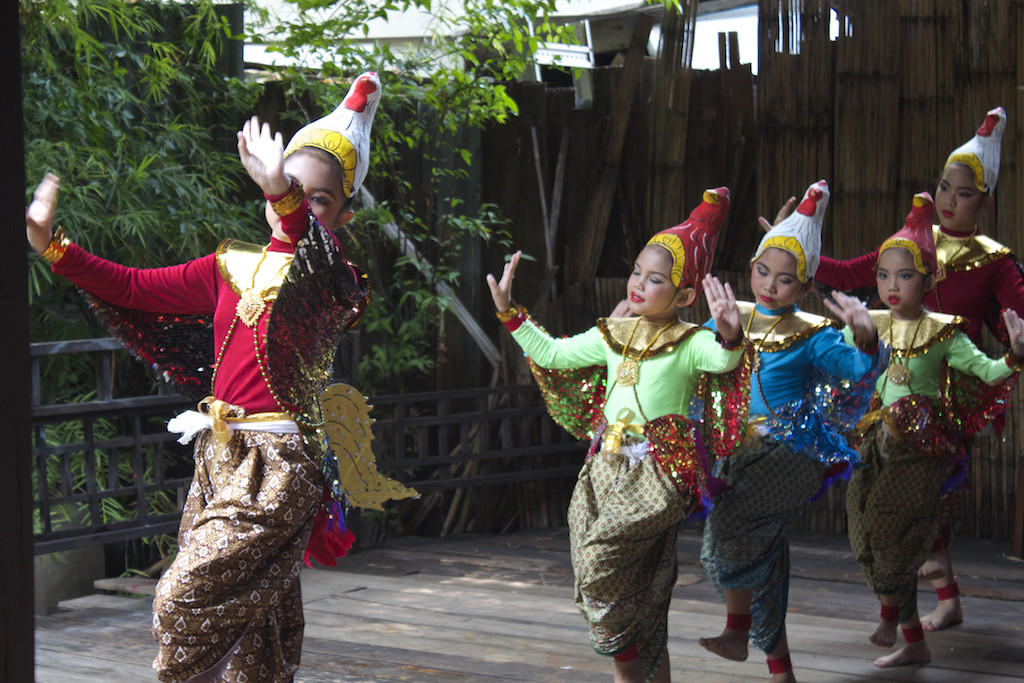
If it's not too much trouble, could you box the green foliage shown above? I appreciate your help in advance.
[22,0,263,343]
[252,0,575,394]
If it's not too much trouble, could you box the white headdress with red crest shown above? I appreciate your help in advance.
[752,179,829,282]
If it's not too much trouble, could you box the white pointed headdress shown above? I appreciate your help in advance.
[285,71,381,198]
[752,179,829,282]
[945,106,1006,194]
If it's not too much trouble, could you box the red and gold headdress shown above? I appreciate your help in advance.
[880,192,938,277]
[645,187,730,301]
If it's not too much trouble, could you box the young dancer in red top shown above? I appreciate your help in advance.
[27,73,381,682]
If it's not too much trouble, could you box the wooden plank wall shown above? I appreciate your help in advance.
[478,0,1023,539]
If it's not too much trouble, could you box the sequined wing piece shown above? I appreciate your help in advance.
[937,362,1016,439]
[83,293,215,402]
[697,343,755,461]
[266,213,370,427]
[320,383,419,511]
[528,359,607,440]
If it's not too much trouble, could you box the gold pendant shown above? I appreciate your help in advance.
[616,359,638,387]
[236,288,267,328]
[886,362,910,386]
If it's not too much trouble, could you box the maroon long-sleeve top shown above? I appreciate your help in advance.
[51,204,329,414]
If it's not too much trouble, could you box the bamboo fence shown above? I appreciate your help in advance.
[471,0,1023,538]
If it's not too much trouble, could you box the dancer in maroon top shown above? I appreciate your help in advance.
[27,73,381,682]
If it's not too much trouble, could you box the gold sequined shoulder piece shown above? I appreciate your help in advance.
[598,318,700,359]
[216,239,293,297]
[934,226,1012,272]
[869,309,963,358]
[737,301,839,352]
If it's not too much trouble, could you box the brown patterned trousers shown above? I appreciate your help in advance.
[152,429,323,682]
[847,423,949,623]
[568,441,695,682]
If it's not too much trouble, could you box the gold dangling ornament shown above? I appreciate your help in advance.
[236,289,268,328]
[886,360,911,386]
[616,359,639,387]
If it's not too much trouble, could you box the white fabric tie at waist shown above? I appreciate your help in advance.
[167,410,300,445]
[619,440,649,467]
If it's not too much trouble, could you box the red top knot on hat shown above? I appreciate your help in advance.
[646,187,730,303]
[880,192,938,277]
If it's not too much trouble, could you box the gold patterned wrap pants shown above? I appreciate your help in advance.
[568,440,695,683]
[700,437,826,654]
[152,429,323,682]
[846,423,949,623]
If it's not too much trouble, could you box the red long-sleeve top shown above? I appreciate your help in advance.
[815,230,1024,345]
[52,204,333,414]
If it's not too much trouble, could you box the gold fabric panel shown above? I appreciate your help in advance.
[598,318,700,359]
[215,239,293,299]
[868,309,961,359]
[737,301,839,352]
[934,226,1012,273]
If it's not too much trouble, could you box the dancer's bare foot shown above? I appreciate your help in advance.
[869,619,897,648]
[921,598,963,631]
[770,672,797,683]
[873,640,930,668]
[698,628,749,661]
[917,552,946,579]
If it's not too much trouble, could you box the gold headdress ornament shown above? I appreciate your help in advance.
[645,187,730,301]
[945,106,1006,194]
[752,179,829,282]
[285,71,381,198]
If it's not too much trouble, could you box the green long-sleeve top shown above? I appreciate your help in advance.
[511,317,743,433]
[849,310,1015,406]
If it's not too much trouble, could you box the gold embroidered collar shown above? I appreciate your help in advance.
[599,318,698,359]
[737,301,837,352]
[868,309,962,358]
[934,226,1011,272]
[216,239,293,299]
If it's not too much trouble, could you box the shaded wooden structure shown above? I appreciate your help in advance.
[475,0,1024,541]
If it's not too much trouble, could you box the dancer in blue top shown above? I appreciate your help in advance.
[698,180,887,683]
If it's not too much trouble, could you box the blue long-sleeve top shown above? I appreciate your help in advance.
[705,302,881,416]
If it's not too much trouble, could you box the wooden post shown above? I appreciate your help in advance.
[1014,452,1024,559]
[1,0,34,677]
[567,13,654,285]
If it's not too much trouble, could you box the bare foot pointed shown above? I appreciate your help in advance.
[917,552,947,579]
[698,629,749,662]
[874,640,930,668]
[869,619,897,648]
[921,599,963,631]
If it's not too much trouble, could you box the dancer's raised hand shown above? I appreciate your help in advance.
[703,273,741,344]
[1004,308,1024,360]
[237,115,290,197]
[26,173,61,253]
[823,290,877,348]
[486,250,522,313]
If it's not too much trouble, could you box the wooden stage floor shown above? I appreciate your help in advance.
[35,526,1024,682]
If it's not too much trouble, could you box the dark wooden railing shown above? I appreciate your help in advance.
[30,338,585,554]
